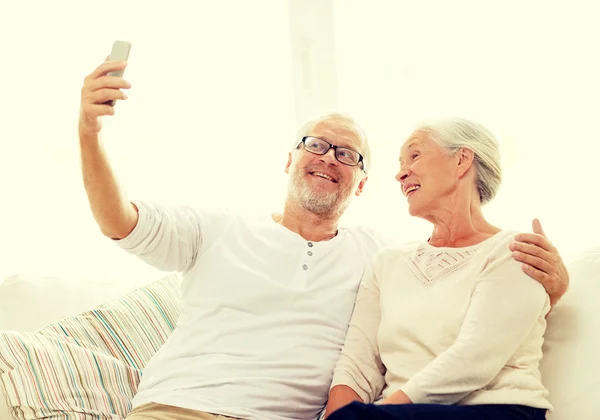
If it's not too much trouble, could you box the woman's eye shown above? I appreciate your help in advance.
[412,153,419,159]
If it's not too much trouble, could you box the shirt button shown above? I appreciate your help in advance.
[302,264,308,270]
[307,251,313,256]
[307,242,313,247]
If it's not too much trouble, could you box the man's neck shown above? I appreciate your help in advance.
[274,201,340,242]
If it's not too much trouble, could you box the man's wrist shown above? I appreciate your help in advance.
[381,390,413,405]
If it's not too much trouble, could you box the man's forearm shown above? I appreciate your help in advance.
[80,132,138,240]
[324,385,363,418]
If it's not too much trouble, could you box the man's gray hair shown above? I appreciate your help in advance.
[416,118,502,205]
[294,113,372,173]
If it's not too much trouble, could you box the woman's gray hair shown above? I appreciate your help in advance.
[294,113,372,173]
[416,118,502,205]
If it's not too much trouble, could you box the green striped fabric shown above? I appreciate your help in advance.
[0,274,181,420]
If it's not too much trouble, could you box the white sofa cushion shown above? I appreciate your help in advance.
[540,247,600,419]
[0,273,180,420]
[0,273,161,333]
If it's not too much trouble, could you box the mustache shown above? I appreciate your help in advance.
[304,164,342,179]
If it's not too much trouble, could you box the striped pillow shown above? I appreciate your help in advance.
[0,273,180,420]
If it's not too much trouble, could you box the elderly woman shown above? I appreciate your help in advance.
[324,119,552,420]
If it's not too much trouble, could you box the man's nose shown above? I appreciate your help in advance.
[320,147,338,165]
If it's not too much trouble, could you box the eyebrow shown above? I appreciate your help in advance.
[399,139,423,163]
[311,135,362,154]
[407,139,422,149]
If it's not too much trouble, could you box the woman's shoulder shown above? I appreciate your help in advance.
[370,240,424,267]
[380,240,422,255]
[482,229,519,257]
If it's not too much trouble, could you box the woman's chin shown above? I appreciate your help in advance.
[407,201,429,219]
[407,204,420,217]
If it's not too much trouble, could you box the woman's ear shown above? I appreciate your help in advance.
[456,147,475,178]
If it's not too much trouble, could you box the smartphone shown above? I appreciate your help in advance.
[105,40,132,106]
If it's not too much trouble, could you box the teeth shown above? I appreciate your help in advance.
[406,185,420,194]
[313,172,334,182]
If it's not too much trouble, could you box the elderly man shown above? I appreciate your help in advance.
[78,59,568,420]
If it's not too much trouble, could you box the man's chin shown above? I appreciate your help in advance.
[288,178,348,216]
[299,193,339,215]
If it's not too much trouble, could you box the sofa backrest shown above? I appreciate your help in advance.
[0,273,161,332]
[540,247,600,419]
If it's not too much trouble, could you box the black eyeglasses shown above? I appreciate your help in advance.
[296,136,367,172]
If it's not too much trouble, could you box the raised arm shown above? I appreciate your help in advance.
[78,59,209,274]
[79,59,136,240]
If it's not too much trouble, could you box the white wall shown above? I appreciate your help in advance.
[0,1,295,281]
[0,1,597,282]
[333,0,600,259]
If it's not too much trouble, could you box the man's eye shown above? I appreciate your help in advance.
[412,153,419,159]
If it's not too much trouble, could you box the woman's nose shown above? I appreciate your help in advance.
[395,167,409,182]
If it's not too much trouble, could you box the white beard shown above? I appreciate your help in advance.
[287,168,353,216]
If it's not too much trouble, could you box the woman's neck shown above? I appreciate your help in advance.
[426,201,500,248]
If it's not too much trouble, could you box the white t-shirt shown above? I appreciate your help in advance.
[331,230,553,411]
[115,200,391,420]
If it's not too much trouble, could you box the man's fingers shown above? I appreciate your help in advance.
[513,232,556,253]
[512,251,553,275]
[86,76,132,92]
[85,60,128,82]
[509,241,550,259]
[85,88,127,105]
[532,218,547,238]
[81,103,115,118]
[520,263,555,293]
[79,59,128,137]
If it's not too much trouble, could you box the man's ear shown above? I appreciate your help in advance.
[355,176,368,196]
[285,152,292,174]
[456,148,475,178]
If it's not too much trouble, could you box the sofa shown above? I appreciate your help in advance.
[0,247,598,420]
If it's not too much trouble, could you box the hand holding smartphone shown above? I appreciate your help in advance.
[105,40,132,106]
